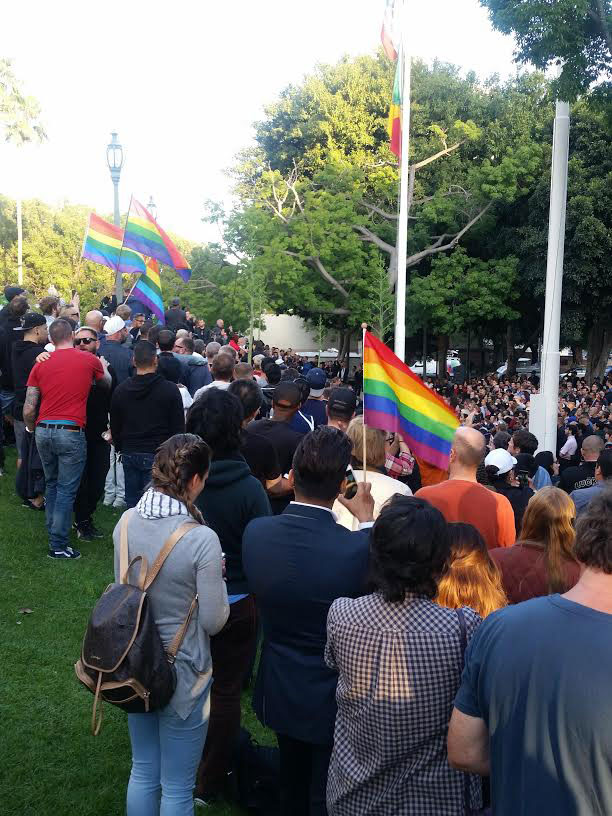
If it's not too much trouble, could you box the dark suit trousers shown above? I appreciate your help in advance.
[196,595,257,797]
[276,733,332,816]
[74,438,110,525]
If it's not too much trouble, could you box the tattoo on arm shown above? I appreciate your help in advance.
[23,386,41,431]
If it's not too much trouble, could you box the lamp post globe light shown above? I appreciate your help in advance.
[106,131,124,300]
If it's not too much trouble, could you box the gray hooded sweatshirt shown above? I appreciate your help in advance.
[113,489,229,719]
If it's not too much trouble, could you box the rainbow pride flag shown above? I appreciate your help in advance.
[388,59,402,158]
[131,257,165,323]
[123,199,191,282]
[363,331,459,469]
[82,213,146,274]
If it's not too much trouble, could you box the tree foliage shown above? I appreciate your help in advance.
[480,0,612,101]
[1,58,46,145]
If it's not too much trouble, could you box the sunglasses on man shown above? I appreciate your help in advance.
[75,337,96,346]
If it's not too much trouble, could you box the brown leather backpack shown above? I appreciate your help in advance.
[75,509,199,734]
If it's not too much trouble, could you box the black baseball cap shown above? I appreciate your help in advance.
[4,285,26,301]
[15,311,46,331]
[327,387,357,420]
[272,382,301,408]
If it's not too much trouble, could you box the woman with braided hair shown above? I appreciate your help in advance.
[113,433,229,816]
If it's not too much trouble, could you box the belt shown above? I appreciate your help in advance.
[38,422,82,432]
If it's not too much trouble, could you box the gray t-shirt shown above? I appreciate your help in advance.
[455,595,612,816]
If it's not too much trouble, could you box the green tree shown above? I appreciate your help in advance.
[480,0,612,100]
[1,58,47,285]
[221,56,552,364]
[517,102,612,380]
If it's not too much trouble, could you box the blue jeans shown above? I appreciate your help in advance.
[122,452,156,508]
[35,425,87,552]
[127,695,209,816]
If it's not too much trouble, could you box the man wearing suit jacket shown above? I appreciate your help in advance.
[243,426,374,816]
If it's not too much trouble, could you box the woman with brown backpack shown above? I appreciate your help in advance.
[112,434,229,814]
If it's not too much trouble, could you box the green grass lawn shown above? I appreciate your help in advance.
[0,447,271,815]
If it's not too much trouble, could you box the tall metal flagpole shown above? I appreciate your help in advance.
[361,323,369,482]
[537,96,570,453]
[393,0,412,362]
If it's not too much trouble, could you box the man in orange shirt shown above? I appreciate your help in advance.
[416,427,515,550]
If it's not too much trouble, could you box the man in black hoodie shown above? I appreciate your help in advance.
[186,388,271,804]
[110,340,184,508]
[0,292,29,412]
[11,312,48,505]
[156,328,184,384]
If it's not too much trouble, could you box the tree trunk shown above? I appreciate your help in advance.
[571,345,583,366]
[492,335,504,368]
[506,325,518,377]
[436,334,448,379]
[586,320,611,384]
[337,328,349,362]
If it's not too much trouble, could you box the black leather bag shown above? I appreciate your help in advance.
[75,510,198,734]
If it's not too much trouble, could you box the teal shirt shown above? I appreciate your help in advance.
[455,596,612,816]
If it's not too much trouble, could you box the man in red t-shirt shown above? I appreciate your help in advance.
[24,319,110,559]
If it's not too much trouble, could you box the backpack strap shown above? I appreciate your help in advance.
[143,521,200,590]
[119,509,137,585]
[166,594,199,663]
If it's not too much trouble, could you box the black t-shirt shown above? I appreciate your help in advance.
[559,461,597,493]
[240,429,281,485]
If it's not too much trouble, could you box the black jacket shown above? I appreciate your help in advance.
[494,482,534,536]
[196,454,271,595]
[164,307,188,332]
[0,311,23,390]
[110,372,184,454]
[11,339,46,420]
[157,352,183,384]
[243,504,370,744]
[85,360,116,441]
[101,339,133,384]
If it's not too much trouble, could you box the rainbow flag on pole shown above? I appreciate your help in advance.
[82,213,146,274]
[131,258,165,323]
[363,331,459,469]
[123,198,191,281]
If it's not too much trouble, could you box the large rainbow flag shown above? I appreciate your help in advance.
[363,331,459,469]
[131,257,165,323]
[82,213,146,274]
[123,198,191,282]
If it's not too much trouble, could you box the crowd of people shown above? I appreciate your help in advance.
[1,281,612,815]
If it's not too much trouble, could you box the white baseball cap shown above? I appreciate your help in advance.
[484,448,517,475]
[104,315,126,334]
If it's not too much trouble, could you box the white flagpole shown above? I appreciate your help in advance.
[361,323,368,483]
[393,0,412,362]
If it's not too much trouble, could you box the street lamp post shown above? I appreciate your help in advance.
[106,132,124,301]
[147,195,157,221]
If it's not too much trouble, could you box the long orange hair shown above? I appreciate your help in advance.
[436,523,507,618]
[517,487,578,593]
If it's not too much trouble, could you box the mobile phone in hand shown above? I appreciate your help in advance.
[344,466,358,500]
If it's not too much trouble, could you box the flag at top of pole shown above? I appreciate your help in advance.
[380,0,413,360]
[381,0,401,60]
[123,198,191,282]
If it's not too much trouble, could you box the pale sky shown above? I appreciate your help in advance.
[0,0,517,244]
